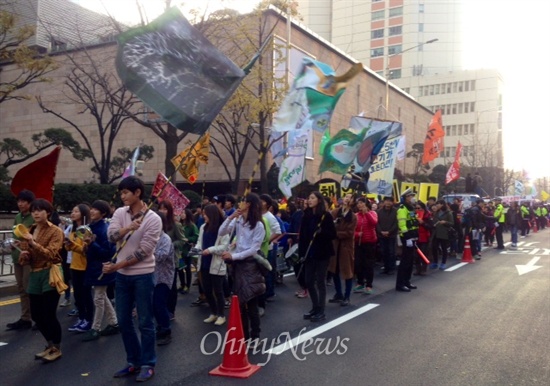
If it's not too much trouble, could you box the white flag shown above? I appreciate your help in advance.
[278,145,307,198]
[514,180,524,195]
[396,135,406,161]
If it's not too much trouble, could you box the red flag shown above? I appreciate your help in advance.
[445,142,463,184]
[10,146,61,203]
[422,110,445,165]
[151,172,190,217]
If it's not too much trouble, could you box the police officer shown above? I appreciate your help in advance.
[493,197,505,249]
[396,188,419,292]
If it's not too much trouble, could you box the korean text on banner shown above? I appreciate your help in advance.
[367,136,400,197]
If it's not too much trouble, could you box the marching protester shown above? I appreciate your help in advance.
[82,200,118,342]
[6,189,36,331]
[219,193,266,343]
[17,199,65,362]
[198,204,230,326]
[376,196,398,275]
[103,176,162,382]
[328,193,357,306]
[353,197,378,294]
[299,191,337,322]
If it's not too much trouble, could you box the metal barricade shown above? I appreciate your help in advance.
[0,230,15,276]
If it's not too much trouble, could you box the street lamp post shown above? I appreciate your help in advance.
[384,38,438,120]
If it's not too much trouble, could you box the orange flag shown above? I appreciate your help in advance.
[171,133,210,184]
[10,146,61,203]
[422,110,445,165]
[445,142,463,184]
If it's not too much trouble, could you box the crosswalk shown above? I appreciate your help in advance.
[500,241,550,255]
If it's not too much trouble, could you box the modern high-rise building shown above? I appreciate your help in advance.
[297,0,504,192]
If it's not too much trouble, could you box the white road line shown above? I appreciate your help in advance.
[529,248,541,255]
[504,242,512,247]
[445,262,469,272]
[0,342,7,347]
[267,303,380,355]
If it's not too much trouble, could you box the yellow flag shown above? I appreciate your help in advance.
[541,190,549,201]
[171,134,210,184]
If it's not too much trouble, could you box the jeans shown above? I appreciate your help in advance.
[379,237,396,272]
[153,283,171,336]
[432,238,449,264]
[304,258,330,313]
[30,290,61,345]
[511,225,518,244]
[116,273,156,368]
[201,272,225,316]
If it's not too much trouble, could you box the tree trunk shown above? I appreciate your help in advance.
[164,125,179,181]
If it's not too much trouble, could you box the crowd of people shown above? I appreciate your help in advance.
[4,177,549,382]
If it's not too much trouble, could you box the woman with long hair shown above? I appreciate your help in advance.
[65,203,93,333]
[414,201,432,276]
[18,199,64,362]
[353,197,378,295]
[197,204,230,326]
[219,193,266,342]
[328,193,357,306]
[178,208,199,294]
[430,200,454,270]
[299,191,337,322]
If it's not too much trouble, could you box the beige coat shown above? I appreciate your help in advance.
[328,208,357,280]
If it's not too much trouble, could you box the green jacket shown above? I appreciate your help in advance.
[12,212,35,264]
[494,203,505,223]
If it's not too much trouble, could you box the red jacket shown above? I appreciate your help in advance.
[355,210,378,244]
[416,209,432,243]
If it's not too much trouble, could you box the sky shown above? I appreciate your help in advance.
[74,0,550,180]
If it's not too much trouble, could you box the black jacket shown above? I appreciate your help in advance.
[298,209,336,261]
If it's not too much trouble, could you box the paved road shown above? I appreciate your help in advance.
[0,230,548,386]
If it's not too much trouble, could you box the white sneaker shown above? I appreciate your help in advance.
[59,299,71,307]
[203,314,217,323]
[214,316,226,326]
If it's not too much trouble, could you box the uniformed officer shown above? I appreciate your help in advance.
[396,188,419,292]
[493,197,505,249]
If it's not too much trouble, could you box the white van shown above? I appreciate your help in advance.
[441,193,481,211]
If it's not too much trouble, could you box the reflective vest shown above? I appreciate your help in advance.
[494,203,505,223]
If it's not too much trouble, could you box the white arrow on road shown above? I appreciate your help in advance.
[515,256,543,275]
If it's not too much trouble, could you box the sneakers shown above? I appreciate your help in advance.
[6,319,32,330]
[214,316,226,326]
[82,329,100,342]
[364,287,373,295]
[224,299,231,309]
[35,345,53,360]
[136,366,155,382]
[328,295,344,303]
[42,346,62,363]
[59,298,71,307]
[429,263,438,270]
[258,307,265,317]
[100,324,119,336]
[203,314,217,323]
[74,320,91,333]
[439,264,447,270]
[510,243,518,249]
[352,285,365,293]
[475,254,482,260]
[113,364,140,378]
[296,289,308,298]
[191,297,206,307]
[68,319,83,332]
[67,308,78,317]
[156,334,172,346]
[340,298,350,307]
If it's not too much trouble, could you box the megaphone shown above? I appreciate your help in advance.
[13,224,30,239]
[75,225,93,239]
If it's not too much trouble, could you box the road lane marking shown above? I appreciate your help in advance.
[0,342,7,347]
[445,262,469,272]
[529,248,541,255]
[515,256,543,275]
[0,298,20,307]
[268,303,380,355]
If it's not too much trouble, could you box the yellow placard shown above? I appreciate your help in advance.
[319,182,338,198]
[392,179,400,202]
[418,183,440,203]
[401,183,419,197]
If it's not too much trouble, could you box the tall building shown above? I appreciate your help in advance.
[297,0,504,192]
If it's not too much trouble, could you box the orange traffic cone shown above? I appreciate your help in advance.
[461,236,475,263]
[209,295,261,379]
[532,220,538,233]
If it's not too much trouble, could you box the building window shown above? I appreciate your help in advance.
[371,47,384,57]
[453,82,457,93]
[465,81,469,91]
[372,10,385,20]
[376,71,384,78]
[470,124,475,134]
[458,82,463,92]
[458,124,463,135]
[419,23,424,32]
[389,69,401,79]
[452,104,457,114]
[446,105,451,115]
[419,3,425,13]
[441,84,446,94]
[458,103,463,114]
[388,44,402,55]
[429,85,434,95]
[447,83,451,93]
[403,87,410,94]
[371,29,384,39]
[471,80,476,90]
[451,126,456,136]
[50,38,67,52]
[464,125,469,135]
[445,126,450,136]
[389,7,403,17]
[471,102,475,112]
[465,103,469,113]
[389,26,402,36]
[435,84,440,95]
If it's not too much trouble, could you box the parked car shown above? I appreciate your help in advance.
[441,193,481,211]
